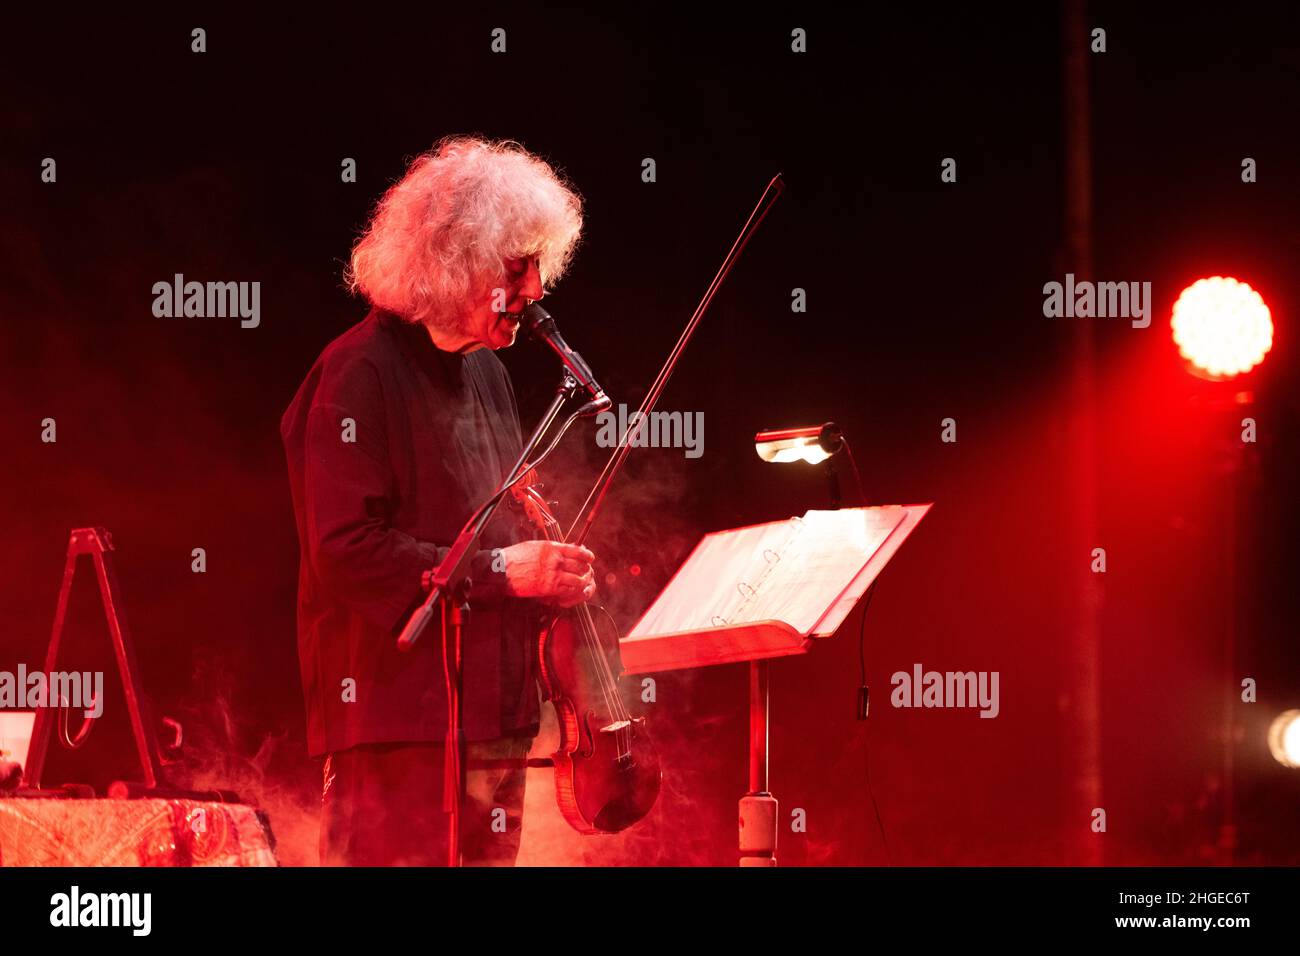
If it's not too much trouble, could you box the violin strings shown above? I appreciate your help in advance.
[540,504,631,758]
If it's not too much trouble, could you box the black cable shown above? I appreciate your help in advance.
[856,583,893,865]
[841,436,868,506]
[857,582,876,687]
[863,716,894,866]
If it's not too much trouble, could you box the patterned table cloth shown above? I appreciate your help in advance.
[0,798,278,866]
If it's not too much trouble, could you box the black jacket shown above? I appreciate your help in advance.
[280,307,540,757]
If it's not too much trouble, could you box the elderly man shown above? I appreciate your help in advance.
[281,137,596,866]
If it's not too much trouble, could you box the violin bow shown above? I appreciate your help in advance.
[566,173,786,546]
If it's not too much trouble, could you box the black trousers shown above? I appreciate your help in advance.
[320,735,533,866]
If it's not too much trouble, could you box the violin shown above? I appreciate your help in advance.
[509,172,784,835]
[512,471,661,833]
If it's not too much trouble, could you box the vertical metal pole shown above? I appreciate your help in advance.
[739,660,777,865]
[443,596,464,868]
[749,660,769,793]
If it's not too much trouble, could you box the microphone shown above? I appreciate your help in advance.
[520,304,612,411]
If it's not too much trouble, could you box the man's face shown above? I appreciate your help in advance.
[461,254,544,351]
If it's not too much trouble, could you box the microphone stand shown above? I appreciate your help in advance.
[396,368,597,867]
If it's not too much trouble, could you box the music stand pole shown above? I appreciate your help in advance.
[740,659,778,866]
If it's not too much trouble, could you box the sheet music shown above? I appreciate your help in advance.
[737,510,894,633]
[629,508,901,638]
[631,517,802,636]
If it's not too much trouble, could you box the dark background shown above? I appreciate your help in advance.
[2,3,1296,865]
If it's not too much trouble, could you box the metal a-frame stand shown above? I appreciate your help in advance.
[23,527,164,792]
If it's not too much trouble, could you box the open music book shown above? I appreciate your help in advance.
[621,505,930,674]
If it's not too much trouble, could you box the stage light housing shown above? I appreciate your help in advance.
[755,422,843,465]
[1267,710,1300,769]
[1171,276,1273,380]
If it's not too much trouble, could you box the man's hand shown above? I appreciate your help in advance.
[500,540,597,608]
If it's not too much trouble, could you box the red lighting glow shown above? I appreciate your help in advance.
[1170,276,1273,379]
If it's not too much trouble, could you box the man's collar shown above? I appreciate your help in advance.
[375,307,468,377]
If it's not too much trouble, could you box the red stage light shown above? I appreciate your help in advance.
[1171,277,1273,379]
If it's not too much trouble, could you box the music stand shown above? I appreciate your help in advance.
[620,504,930,865]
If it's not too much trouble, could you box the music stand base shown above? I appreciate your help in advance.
[739,660,778,865]
[739,792,778,866]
